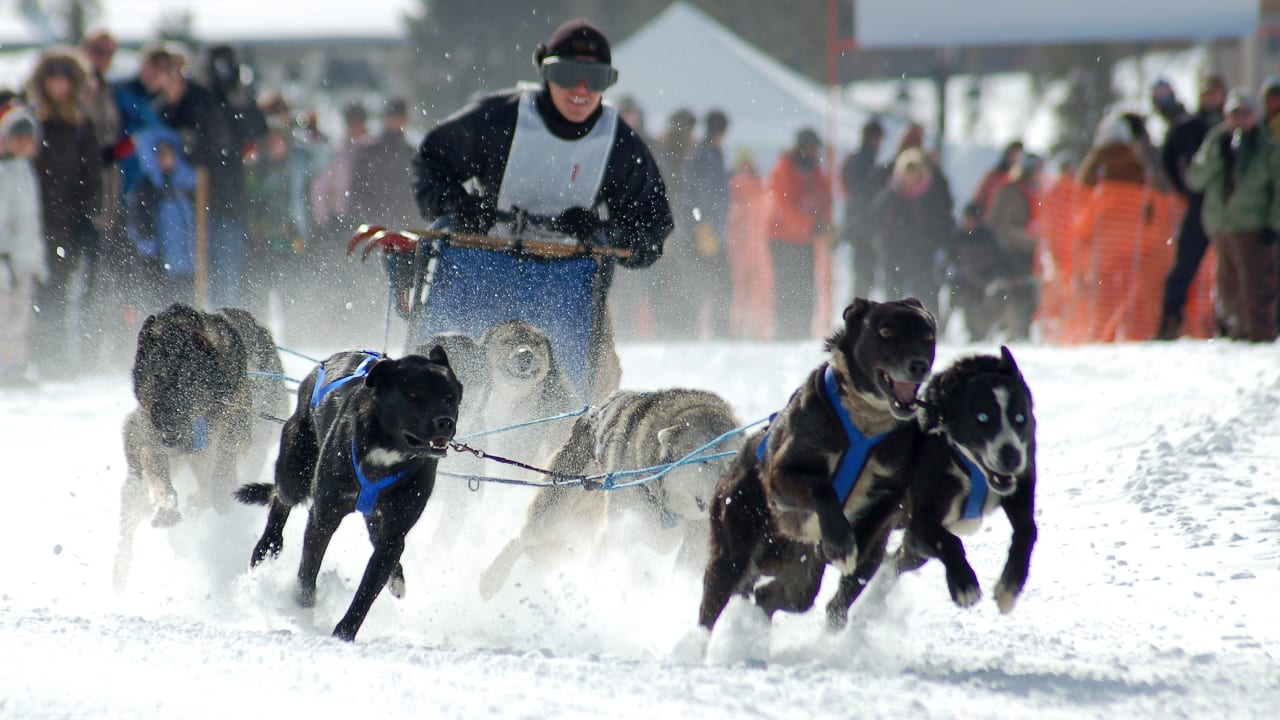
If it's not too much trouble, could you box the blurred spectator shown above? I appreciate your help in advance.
[1262,77,1280,141]
[1078,113,1145,186]
[726,150,774,339]
[80,29,134,368]
[126,128,196,308]
[1120,111,1172,191]
[158,45,264,309]
[0,104,46,385]
[986,153,1043,340]
[676,108,732,338]
[870,147,952,319]
[1155,73,1227,339]
[310,100,371,242]
[1150,78,1188,127]
[841,117,885,298]
[767,128,832,339]
[651,107,697,337]
[943,202,1013,342]
[1186,89,1280,342]
[244,120,305,319]
[27,48,102,380]
[351,97,418,232]
[114,44,175,193]
[971,140,1023,215]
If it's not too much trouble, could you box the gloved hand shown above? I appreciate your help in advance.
[553,206,605,243]
[693,222,720,258]
[453,195,495,234]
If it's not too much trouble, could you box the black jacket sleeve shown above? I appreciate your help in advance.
[412,91,518,226]
[598,122,673,269]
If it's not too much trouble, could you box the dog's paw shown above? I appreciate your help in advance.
[994,580,1022,614]
[947,565,982,608]
[249,538,282,567]
[386,566,406,599]
[332,620,358,643]
[825,601,850,632]
[150,506,182,528]
[295,585,316,608]
[827,543,859,575]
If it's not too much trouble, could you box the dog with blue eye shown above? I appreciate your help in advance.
[825,346,1038,629]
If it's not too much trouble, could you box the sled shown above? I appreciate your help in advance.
[350,223,630,401]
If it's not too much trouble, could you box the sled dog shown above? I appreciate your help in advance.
[236,348,460,641]
[114,303,286,588]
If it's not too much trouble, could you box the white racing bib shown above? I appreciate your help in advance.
[494,86,618,244]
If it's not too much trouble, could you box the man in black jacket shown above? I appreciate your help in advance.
[1155,74,1226,339]
[410,19,672,399]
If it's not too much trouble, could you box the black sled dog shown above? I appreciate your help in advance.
[698,298,936,634]
[236,348,461,641]
[115,303,287,588]
[825,346,1038,629]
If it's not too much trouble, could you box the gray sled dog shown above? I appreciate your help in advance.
[479,320,580,473]
[114,303,287,588]
[479,388,743,600]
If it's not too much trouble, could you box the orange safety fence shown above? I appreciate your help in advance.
[1035,178,1216,343]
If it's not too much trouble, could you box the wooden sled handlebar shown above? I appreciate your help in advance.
[349,224,632,261]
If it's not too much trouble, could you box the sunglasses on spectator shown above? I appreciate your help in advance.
[539,57,618,92]
[45,64,76,78]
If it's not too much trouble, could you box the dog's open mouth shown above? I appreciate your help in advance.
[988,474,1018,496]
[403,430,451,458]
[878,369,921,414]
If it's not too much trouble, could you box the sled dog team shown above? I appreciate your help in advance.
[116,298,1037,645]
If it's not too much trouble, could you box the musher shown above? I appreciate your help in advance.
[407,19,673,401]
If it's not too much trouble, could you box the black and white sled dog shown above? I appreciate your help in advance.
[479,319,580,472]
[698,298,937,634]
[413,331,491,436]
[236,347,461,641]
[114,303,287,588]
[825,346,1038,629]
[478,388,743,599]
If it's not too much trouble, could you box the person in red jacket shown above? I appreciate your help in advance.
[767,128,832,339]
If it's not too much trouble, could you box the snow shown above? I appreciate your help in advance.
[3,338,1280,718]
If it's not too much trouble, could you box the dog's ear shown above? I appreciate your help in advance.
[901,297,925,311]
[842,298,875,327]
[364,357,395,388]
[999,345,1023,378]
[427,344,451,369]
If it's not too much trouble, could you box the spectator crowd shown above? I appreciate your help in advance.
[1,30,1277,387]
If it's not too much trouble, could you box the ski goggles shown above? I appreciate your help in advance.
[539,57,618,92]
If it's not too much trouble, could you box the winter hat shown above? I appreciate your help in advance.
[1260,76,1280,99]
[1093,113,1133,147]
[1150,78,1178,110]
[0,103,39,147]
[536,19,611,65]
[1224,89,1258,115]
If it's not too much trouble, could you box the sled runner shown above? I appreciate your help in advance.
[350,216,629,400]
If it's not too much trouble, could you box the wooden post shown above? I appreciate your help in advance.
[194,166,209,310]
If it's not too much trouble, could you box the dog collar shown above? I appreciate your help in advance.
[310,351,380,415]
[756,364,889,505]
[350,438,414,515]
[959,454,988,519]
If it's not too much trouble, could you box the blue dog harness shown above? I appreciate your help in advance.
[350,438,415,515]
[757,364,890,504]
[309,350,380,415]
[959,455,989,520]
[192,415,209,452]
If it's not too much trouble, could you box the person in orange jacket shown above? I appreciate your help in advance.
[767,128,832,339]
[726,150,774,339]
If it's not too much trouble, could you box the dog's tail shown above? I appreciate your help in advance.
[234,483,275,505]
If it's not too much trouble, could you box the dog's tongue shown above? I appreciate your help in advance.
[892,380,918,404]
